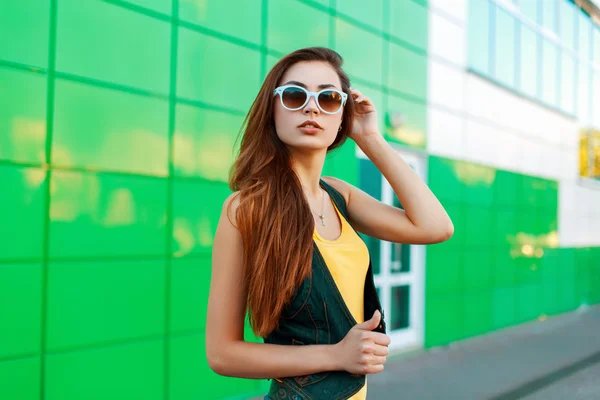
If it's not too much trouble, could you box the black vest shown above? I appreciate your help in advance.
[263,179,387,399]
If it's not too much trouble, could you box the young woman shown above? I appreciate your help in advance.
[206,47,453,399]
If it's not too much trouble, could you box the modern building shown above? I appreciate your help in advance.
[1,0,599,399]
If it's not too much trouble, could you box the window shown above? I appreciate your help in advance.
[519,0,539,23]
[495,8,516,87]
[559,0,576,50]
[468,0,491,74]
[594,26,600,63]
[579,12,591,60]
[560,52,575,115]
[541,39,558,106]
[541,0,557,33]
[520,25,539,98]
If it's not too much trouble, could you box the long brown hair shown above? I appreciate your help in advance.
[228,47,356,337]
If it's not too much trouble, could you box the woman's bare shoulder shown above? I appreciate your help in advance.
[321,176,351,204]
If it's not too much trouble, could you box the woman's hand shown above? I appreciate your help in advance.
[331,310,391,375]
[349,88,381,141]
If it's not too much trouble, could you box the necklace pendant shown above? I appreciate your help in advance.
[318,214,326,226]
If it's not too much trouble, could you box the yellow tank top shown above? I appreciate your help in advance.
[313,199,370,400]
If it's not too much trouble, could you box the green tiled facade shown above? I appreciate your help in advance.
[0,0,428,399]
[3,0,598,399]
[426,157,600,347]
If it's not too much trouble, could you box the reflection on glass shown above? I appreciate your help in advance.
[520,26,538,98]
[391,285,410,330]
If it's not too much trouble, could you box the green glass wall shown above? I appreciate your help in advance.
[0,0,428,399]
[425,156,600,347]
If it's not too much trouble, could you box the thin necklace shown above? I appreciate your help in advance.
[317,188,326,226]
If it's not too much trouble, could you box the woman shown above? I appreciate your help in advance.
[206,47,453,399]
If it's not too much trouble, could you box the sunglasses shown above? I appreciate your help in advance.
[273,85,348,114]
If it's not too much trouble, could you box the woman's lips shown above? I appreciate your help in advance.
[298,126,322,134]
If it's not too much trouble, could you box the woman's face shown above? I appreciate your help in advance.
[273,61,344,152]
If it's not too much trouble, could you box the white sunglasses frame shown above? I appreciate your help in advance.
[273,85,348,114]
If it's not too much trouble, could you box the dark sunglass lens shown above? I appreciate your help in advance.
[318,90,343,112]
[281,87,307,109]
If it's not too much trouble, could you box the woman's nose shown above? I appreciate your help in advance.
[303,95,319,114]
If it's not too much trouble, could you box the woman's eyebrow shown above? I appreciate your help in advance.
[282,80,338,89]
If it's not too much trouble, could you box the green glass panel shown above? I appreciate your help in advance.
[0,358,41,400]
[516,284,539,322]
[0,0,49,67]
[495,8,516,88]
[518,174,536,207]
[428,156,461,203]
[358,158,381,274]
[46,259,165,350]
[464,206,491,247]
[388,42,427,99]
[173,104,243,181]
[172,180,230,257]
[0,263,42,358]
[48,171,168,258]
[56,0,171,93]
[179,0,261,44]
[0,67,47,164]
[177,28,261,111]
[0,165,46,261]
[493,169,518,206]
[443,202,464,249]
[462,249,491,290]
[491,286,517,329]
[336,0,383,31]
[462,164,494,206]
[385,93,426,149]
[462,290,492,338]
[268,1,329,55]
[389,0,428,50]
[326,140,358,184]
[170,256,211,333]
[493,249,516,287]
[541,283,561,315]
[425,248,460,294]
[124,0,172,15]
[519,25,539,99]
[53,79,169,175]
[390,285,410,330]
[492,208,517,250]
[335,20,383,85]
[425,294,462,347]
[467,0,490,74]
[45,340,164,400]
[169,333,259,399]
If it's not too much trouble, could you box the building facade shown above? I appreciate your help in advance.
[0,0,599,399]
